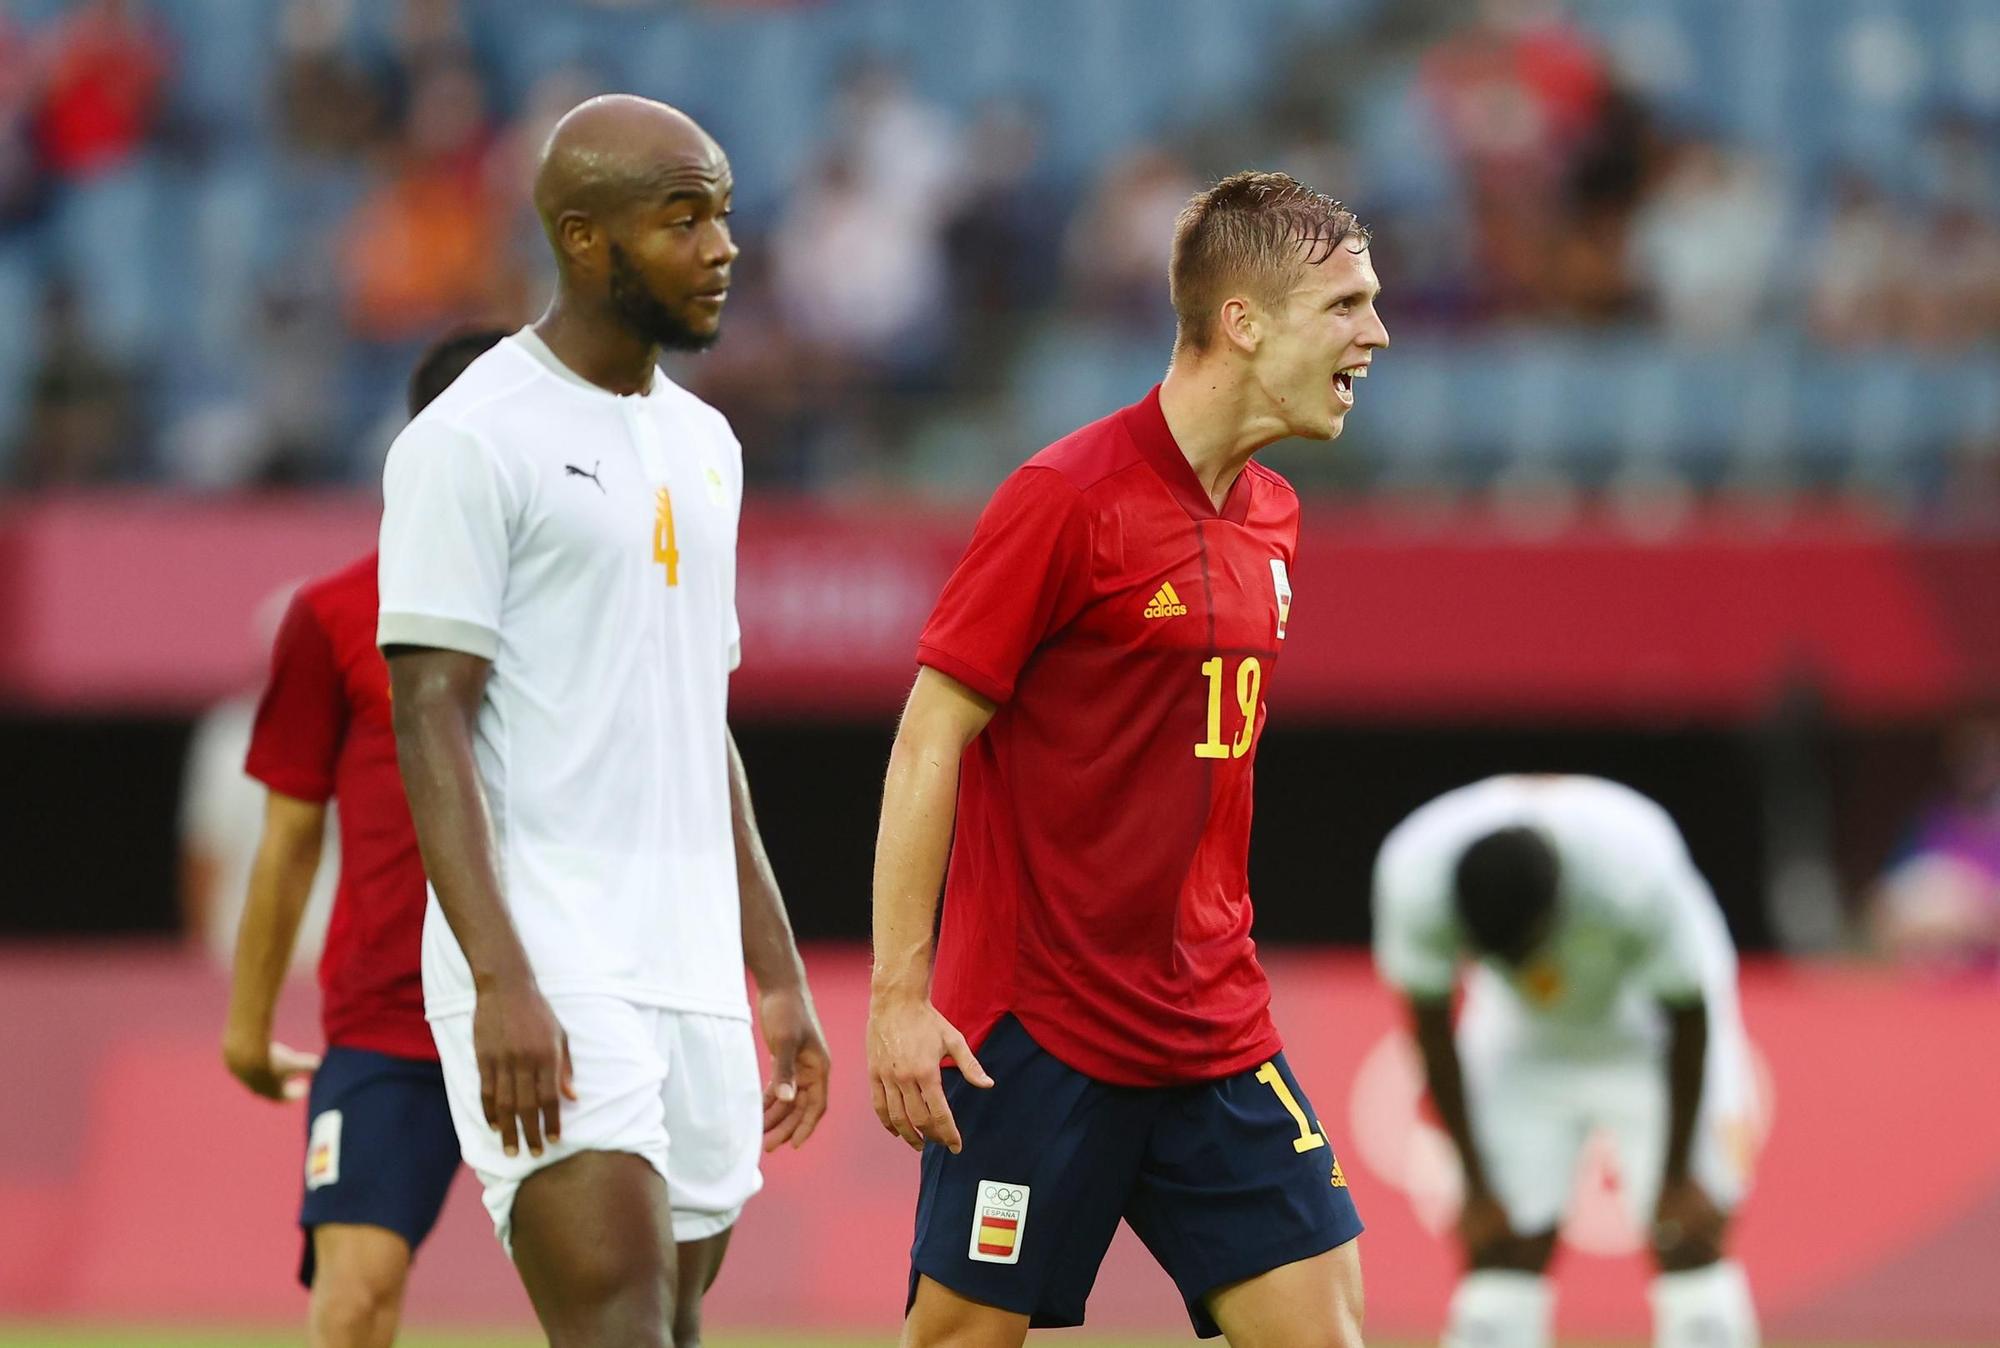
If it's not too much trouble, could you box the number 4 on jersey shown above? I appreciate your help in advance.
[653,487,679,586]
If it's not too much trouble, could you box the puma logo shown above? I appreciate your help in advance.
[565,460,605,493]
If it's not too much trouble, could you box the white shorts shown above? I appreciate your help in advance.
[431,996,764,1252]
[1460,1011,1757,1235]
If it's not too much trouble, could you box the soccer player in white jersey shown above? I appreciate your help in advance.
[377,96,829,1348]
[1372,775,1759,1348]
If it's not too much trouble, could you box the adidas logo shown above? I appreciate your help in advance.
[1143,581,1189,619]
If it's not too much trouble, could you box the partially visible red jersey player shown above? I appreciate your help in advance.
[867,172,1389,1347]
[220,329,506,1348]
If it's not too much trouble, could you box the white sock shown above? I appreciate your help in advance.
[1651,1260,1760,1348]
[1442,1270,1553,1348]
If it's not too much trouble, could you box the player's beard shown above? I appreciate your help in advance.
[608,242,721,353]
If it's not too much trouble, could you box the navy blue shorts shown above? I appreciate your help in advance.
[907,1016,1363,1337]
[297,1046,460,1287]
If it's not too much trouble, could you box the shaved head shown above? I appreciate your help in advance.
[533,94,729,249]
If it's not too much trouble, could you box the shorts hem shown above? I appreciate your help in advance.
[907,1255,1079,1329]
[1177,1221,1365,1337]
[672,1204,744,1243]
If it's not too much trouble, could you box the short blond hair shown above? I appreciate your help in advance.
[1170,171,1370,352]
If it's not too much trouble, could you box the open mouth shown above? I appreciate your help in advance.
[1333,363,1368,406]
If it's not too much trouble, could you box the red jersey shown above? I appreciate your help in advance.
[245,553,433,1061]
[918,387,1298,1086]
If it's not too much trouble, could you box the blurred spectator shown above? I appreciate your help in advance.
[774,152,949,376]
[338,57,507,344]
[1806,174,1903,348]
[1628,138,1786,339]
[35,0,169,183]
[11,284,137,486]
[1418,0,1610,315]
[943,98,1057,325]
[1063,143,1199,333]
[0,16,49,232]
[1906,205,2000,350]
[1870,706,2000,971]
[829,56,963,224]
[272,0,392,160]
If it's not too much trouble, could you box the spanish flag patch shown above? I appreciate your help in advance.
[968,1180,1031,1265]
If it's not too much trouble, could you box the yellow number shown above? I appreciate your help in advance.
[1231,657,1262,757]
[1195,655,1264,760]
[653,487,679,586]
[1256,1061,1326,1154]
[1195,656,1230,759]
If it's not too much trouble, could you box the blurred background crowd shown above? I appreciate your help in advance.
[3,0,1998,515]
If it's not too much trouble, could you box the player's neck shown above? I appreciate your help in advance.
[1158,361,1282,509]
[533,298,659,397]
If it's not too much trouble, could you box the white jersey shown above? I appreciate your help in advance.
[377,329,748,1021]
[1373,775,1737,1055]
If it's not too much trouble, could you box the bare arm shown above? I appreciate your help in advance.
[220,791,328,1100]
[1651,995,1726,1267]
[728,729,830,1151]
[865,666,999,1152]
[1662,996,1708,1186]
[388,645,572,1157]
[1409,994,1490,1197]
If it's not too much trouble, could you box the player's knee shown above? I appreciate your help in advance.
[1468,1228,1556,1274]
[309,1266,404,1347]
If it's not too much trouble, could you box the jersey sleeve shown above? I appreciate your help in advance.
[916,466,1092,703]
[377,418,519,659]
[244,592,346,803]
[1372,831,1462,998]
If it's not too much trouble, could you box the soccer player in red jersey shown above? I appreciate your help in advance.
[221,328,506,1348]
[867,172,1388,1346]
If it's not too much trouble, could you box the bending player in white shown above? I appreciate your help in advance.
[1373,775,1759,1348]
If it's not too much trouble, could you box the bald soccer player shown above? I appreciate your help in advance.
[377,97,829,1348]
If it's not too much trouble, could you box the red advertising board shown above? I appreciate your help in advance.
[2,947,1995,1341]
[2,494,1997,719]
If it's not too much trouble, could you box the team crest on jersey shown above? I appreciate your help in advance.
[1270,559,1293,640]
[968,1180,1030,1264]
[306,1109,343,1190]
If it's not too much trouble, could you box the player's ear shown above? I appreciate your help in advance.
[556,210,603,274]
[1218,295,1260,354]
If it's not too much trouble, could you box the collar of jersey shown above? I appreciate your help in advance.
[512,325,661,400]
[1121,384,1251,526]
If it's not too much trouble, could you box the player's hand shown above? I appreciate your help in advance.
[221,1030,321,1102]
[865,992,993,1154]
[758,982,831,1153]
[473,976,576,1159]
[1456,1187,1518,1265]
[1652,1176,1726,1268]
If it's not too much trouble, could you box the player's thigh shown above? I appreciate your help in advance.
[1124,1051,1363,1340]
[1204,1241,1364,1348]
[298,1046,460,1289]
[904,1273,1031,1348]
[670,1229,734,1348]
[906,1015,1154,1333]
[512,1149,675,1330]
[657,1012,765,1246]
[431,995,672,1255]
[1461,1040,1587,1235]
